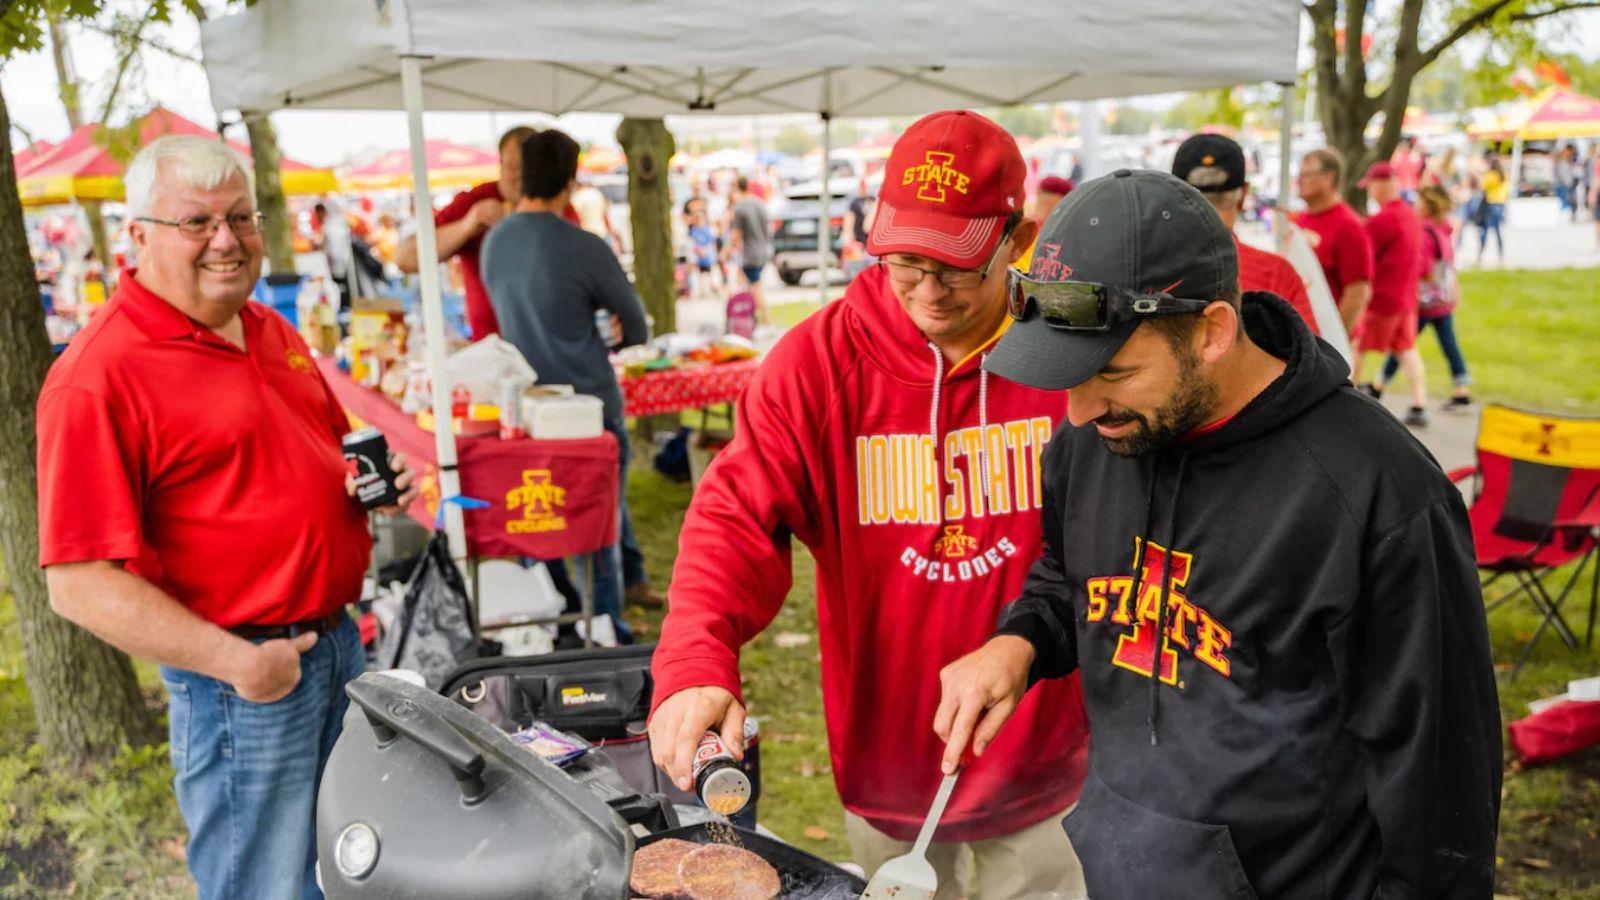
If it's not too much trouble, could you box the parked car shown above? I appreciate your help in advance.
[770,178,861,286]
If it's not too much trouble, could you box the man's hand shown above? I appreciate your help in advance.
[229,632,318,703]
[468,197,507,232]
[343,452,420,515]
[933,635,1036,775]
[648,686,745,792]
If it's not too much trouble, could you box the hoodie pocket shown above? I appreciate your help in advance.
[1063,768,1257,900]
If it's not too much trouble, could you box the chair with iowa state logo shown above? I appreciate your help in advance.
[1448,404,1600,677]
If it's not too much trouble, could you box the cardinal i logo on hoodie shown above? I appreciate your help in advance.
[1085,537,1234,684]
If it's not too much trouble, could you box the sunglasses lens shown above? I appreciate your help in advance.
[1031,282,1106,329]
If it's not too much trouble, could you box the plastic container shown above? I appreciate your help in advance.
[524,394,605,440]
[254,273,305,326]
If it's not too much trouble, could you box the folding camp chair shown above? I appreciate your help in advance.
[1448,404,1600,678]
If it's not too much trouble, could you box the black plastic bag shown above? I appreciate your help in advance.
[376,532,479,689]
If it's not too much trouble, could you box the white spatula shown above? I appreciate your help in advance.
[860,770,960,900]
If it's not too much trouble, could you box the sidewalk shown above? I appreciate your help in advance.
[1459,196,1600,271]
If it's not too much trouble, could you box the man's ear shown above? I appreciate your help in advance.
[1006,218,1040,265]
[1198,300,1240,364]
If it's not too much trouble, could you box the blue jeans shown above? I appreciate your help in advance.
[160,615,365,900]
[1478,203,1505,256]
[1383,312,1471,386]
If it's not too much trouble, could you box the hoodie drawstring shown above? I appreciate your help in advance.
[977,357,991,508]
[926,345,992,524]
[1146,452,1189,746]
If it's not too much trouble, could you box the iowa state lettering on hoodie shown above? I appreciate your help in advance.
[652,264,1090,843]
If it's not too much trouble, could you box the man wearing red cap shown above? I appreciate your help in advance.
[1354,162,1429,427]
[648,111,1089,897]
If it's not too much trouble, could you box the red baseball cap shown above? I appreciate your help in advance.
[867,110,1025,269]
[1358,161,1395,187]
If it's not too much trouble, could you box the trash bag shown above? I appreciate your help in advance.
[376,532,480,689]
[653,427,693,482]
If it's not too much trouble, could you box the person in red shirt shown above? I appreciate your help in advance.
[396,125,538,339]
[1171,133,1320,335]
[1353,162,1429,428]
[1295,147,1373,334]
[36,136,416,900]
[648,111,1090,898]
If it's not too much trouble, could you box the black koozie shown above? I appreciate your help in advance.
[342,427,401,509]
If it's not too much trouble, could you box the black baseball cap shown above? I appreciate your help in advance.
[1171,133,1247,193]
[984,169,1238,391]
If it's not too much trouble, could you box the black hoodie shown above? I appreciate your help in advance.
[995,293,1502,899]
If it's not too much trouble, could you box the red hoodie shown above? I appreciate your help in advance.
[652,265,1089,843]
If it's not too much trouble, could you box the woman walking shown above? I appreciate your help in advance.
[1476,154,1508,264]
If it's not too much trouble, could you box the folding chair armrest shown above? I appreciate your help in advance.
[1446,465,1478,484]
[1553,489,1600,532]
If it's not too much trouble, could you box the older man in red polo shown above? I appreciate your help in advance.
[37,135,414,900]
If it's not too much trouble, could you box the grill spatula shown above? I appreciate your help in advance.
[859,769,960,900]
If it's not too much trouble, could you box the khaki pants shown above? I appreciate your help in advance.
[846,806,1086,900]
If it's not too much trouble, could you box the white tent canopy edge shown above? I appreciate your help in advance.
[201,0,1301,562]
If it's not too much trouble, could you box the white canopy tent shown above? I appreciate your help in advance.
[202,0,1301,560]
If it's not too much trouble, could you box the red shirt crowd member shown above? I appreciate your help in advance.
[36,135,415,898]
[1170,133,1320,335]
[1294,147,1373,334]
[396,125,582,340]
[649,111,1091,899]
[1352,162,1430,425]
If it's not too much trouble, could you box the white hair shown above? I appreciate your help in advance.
[125,135,254,218]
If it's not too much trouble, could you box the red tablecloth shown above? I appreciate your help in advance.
[318,359,618,559]
[620,359,760,418]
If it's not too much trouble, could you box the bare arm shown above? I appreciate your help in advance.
[47,561,316,703]
[1337,281,1371,334]
[395,198,504,273]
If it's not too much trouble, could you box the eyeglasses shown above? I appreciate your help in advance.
[1006,269,1212,332]
[879,219,1018,290]
[136,212,265,241]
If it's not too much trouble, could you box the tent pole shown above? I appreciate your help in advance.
[400,54,469,566]
[1275,80,1295,256]
[1080,99,1102,180]
[818,112,833,304]
[1509,135,1524,199]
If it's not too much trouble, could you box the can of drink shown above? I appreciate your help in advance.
[692,729,753,817]
[595,309,617,349]
[499,379,527,440]
[341,427,402,509]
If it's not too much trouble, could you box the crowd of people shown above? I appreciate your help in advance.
[29,108,1561,900]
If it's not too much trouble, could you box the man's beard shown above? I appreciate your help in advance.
[1095,350,1219,458]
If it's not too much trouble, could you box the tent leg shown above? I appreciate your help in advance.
[1509,136,1524,199]
[818,111,832,305]
[400,55,469,567]
[1080,100,1101,181]
[1275,80,1296,256]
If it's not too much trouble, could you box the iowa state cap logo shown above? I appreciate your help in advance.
[903,151,972,203]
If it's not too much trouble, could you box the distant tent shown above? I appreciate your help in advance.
[16,106,336,206]
[1467,88,1600,141]
[341,140,498,191]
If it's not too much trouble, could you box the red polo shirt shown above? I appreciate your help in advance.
[1236,235,1320,336]
[436,182,589,340]
[1294,201,1373,298]
[1364,198,1423,317]
[36,271,371,627]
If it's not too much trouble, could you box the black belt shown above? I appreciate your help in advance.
[229,610,346,641]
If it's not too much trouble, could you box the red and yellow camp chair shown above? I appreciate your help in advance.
[1448,405,1600,677]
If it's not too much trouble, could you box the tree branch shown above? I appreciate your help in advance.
[1419,0,1516,69]
[80,20,200,65]
[1510,1,1600,23]
[1343,0,1370,98]
[95,9,161,126]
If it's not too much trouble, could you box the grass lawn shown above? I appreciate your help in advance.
[3,265,1597,896]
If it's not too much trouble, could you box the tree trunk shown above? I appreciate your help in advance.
[45,15,116,281]
[0,83,160,766]
[245,112,297,275]
[616,117,677,335]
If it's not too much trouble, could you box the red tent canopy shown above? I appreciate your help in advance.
[16,106,335,206]
[341,139,499,191]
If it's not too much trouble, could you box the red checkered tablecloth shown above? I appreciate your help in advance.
[620,359,760,418]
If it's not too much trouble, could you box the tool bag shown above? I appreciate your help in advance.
[437,643,760,826]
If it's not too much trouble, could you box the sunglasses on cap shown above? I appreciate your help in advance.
[1006,269,1212,332]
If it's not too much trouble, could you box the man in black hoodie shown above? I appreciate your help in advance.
[934,169,1501,899]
